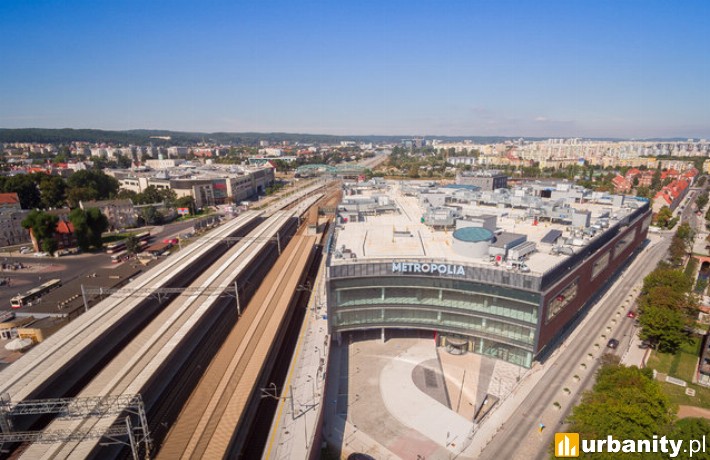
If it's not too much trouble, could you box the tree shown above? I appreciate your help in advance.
[651,168,662,190]
[66,170,119,205]
[140,206,163,225]
[638,304,690,352]
[85,208,109,249]
[68,208,108,251]
[3,174,41,209]
[656,206,673,228]
[125,235,141,256]
[636,186,651,199]
[669,236,688,266]
[38,175,67,209]
[68,208,91,251]
[66,186,98,208]
[568,361,674,449]
[21,210,59,252]
[115,154,132,169]
[670,418,710,447]
[116,189,138,201]
[676,223,694,247]
[638,264,697,353]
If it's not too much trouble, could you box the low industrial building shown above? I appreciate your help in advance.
[326,180,651,367]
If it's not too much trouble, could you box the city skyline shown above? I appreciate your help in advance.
[1,0,709,138]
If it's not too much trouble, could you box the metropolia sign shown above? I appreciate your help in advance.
[391,262,465,276]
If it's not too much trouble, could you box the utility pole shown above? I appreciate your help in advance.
[80,284,89,313]
[234,280,241,317]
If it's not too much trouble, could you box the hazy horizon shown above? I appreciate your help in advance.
[2,0,709,139]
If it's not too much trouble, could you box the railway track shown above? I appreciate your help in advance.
[156,191,335,459]
[157,232,319,459]
[0,211,263,405]
[14,195,322,459]
[0,182,327,407]
[0,184,326,457]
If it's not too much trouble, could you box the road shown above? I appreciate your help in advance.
[357,151,390,170]
[0,218,216,312]
[477,233,672,460]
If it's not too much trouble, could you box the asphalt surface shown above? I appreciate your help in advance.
[0,218,212,312]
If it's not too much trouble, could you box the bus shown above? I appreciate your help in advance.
[110,250,128,263]
[105,231,151,254]
[11,279,62,308]
[135,231,151,243]
[105,240,126,254]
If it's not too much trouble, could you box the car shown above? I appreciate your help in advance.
[19,246,31,254]
[627,310,637,318]
[33,252,48,257]
[607,338,620,349]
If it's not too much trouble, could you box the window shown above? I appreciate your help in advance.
[546,277,578,322]
[591,252,610,280]
[614,236,632,259]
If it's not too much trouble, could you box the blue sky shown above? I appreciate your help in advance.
[1,0,709,138]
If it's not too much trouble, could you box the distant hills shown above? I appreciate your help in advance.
[0,128,520,145]
[0,128,695,146]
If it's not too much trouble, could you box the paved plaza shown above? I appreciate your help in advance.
[324,334,526,459]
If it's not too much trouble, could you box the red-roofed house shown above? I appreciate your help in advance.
[652,178,691,214]
[54,217,77,250]
[27,212,77,252]
[612,175,632,193]
[625,168,642,181]
[637,171,655,187]
[0,192,21,209]
[661,169,680,181]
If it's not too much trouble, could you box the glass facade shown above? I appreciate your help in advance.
[329,275,539,367]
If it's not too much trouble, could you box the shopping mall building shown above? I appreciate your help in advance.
[325,179,651,367]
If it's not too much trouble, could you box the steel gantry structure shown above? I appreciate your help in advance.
[0,394,151,460]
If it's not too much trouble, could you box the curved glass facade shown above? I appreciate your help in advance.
[328,275,540,367]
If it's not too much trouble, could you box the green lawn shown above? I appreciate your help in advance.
[659,381,710,408]
[646,337,701,382]
[646,337,710,408]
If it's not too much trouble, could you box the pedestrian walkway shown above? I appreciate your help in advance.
[262,260,330,460]
[620,330,650,367]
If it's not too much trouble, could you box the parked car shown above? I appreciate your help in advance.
[607,338,620,349]
[33,252,49,257]
[626,310,637,319]
[19,247,31,254]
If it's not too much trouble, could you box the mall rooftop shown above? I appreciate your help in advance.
[332,179,649,276]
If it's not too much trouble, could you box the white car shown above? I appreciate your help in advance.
[33,252,49,257]
[19,247,31,254]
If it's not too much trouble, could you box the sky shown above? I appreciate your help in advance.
[1,0,709,138]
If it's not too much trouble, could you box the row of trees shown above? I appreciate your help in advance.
[567,357,709,457]
[638,226,698,352]
[0,169,119,210]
